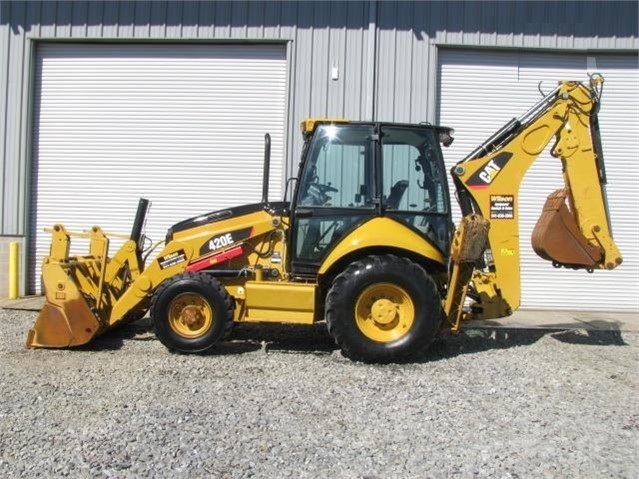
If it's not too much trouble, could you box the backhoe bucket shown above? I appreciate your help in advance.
[532,188,603,269]
[26,261,103,348]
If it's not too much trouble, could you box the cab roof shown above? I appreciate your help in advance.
[299,118,454,146]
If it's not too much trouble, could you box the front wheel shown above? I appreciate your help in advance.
[150,273,233,353]
[326,255,442,363]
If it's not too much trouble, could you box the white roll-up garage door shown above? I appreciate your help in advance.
[438,49,638,311]
[31,43,287,292]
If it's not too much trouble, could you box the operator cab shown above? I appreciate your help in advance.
[289,120,454,275]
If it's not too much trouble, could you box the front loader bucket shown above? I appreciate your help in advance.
[532,188,603,269]
[27,200,151,349]
[26,262,103,348]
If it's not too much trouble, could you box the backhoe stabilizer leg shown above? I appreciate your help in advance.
[443,262,474,333]
[443,214,492,333]
[468,271,512,320]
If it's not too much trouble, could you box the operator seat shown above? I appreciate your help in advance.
[299,222,322,260]
[386,180,409,210]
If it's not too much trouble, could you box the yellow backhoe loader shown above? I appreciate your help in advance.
[26,74,622,362]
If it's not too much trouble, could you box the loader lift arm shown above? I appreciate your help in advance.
[445,75,622,325]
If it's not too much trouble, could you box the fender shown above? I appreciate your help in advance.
[318,217,445,275]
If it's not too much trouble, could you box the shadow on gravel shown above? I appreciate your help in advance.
[550,329,627,346]
[223,323,337,356]
[422,326,628,362]
[74,317,156,352]
[74,319,337,356]
[72,318,628,361]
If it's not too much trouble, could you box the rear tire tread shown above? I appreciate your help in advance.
[326,254,441,363]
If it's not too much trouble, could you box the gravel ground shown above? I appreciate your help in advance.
[0,308,637,478]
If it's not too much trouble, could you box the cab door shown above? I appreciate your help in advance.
[380,125,453,255]
[290,124,377,275]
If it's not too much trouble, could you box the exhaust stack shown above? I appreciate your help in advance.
[262,133,271,204]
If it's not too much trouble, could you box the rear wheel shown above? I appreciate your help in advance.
[151,273,233,353]
[326,255,442,363]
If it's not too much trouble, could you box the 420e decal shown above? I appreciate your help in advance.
[199,227,253,256]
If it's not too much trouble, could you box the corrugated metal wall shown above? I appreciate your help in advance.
[0,0,375,236]
[0,0,637,238]
[373,1,639,122]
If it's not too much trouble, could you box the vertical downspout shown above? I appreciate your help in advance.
[284,39,295,183]
[22,38,36,295]
[365,0,377,121]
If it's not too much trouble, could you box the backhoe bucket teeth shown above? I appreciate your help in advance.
[26,262,103,348]
[532,189,603,269]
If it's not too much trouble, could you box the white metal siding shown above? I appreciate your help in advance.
[31,43,287,291]
[438,49,639,311]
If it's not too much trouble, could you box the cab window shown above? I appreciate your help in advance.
[381,126,451,252]
[298,124,375,209]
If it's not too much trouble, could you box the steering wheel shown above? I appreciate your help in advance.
[309,182,338,194]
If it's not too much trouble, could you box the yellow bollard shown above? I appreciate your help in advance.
[9,241,19,299]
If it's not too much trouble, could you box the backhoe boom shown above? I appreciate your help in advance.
[450,75,622,319]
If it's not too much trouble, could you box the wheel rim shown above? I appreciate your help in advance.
[355,283,415,343]
[168,292,214,338]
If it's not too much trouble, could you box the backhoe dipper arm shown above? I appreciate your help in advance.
[450,76,622,318]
